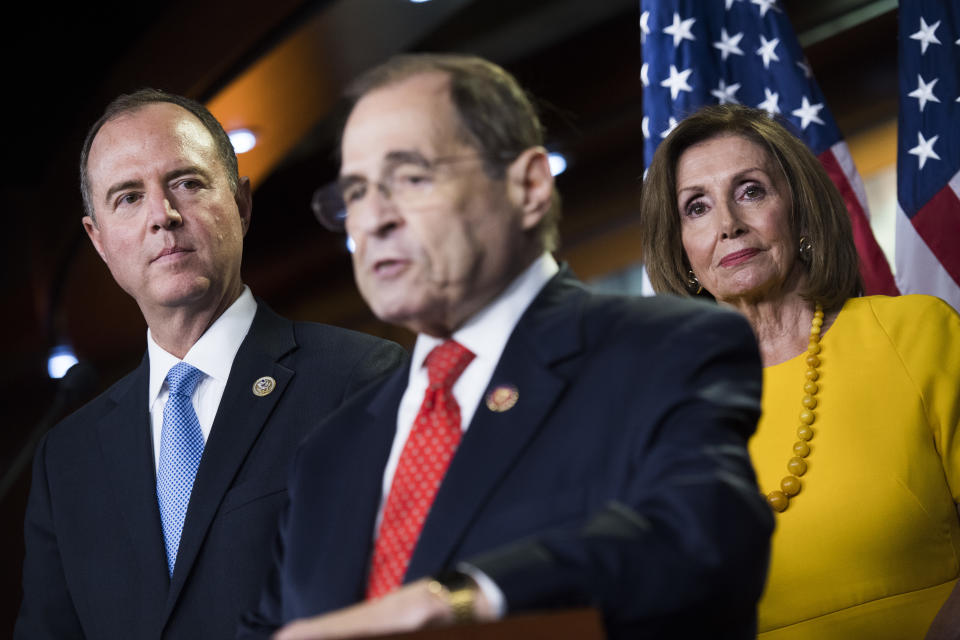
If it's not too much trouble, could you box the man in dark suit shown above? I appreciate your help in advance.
[242,54,773,640]
[15,89,405,640]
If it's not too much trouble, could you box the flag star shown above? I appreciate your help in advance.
[910,17,942,55]
[660,117,679,139]
[725,0,743,9]
[642,116,650,140]
[713,28,745,61]
[796,59,813,79]
[640,62,650,87]
[640,11,650,44]
[751,0,780,17]
[908,131,940,169]
[791,96,825,129]
[663,12,696,47]
[756,35,780,69]
[660,64,694,100]
[711,79,741,104]
[908,74,941,112]
[758,88,781,115]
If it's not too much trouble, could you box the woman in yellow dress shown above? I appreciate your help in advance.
[639,103,960,639]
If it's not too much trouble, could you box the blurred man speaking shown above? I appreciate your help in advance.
[243,55,772,640]
[15,90,404,640]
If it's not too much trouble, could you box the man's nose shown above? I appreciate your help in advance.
[346,185,402,238]
[147,190,183,230]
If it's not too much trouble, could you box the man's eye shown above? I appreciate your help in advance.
[118,193,141,206]
[175,178,203,190]
[392,169,433,189]
[342,184,366,204]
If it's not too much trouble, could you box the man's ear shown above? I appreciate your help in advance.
[235,176,253,236]
[506,147,554,233]
[82,215,108,263]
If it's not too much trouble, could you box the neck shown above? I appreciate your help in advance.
[719,291,815,367]
[413,247,544,338]
[143,284,243,359]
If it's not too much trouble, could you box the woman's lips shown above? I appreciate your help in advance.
[719,248,760,267]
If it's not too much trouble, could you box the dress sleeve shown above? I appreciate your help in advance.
[874,295,960,503]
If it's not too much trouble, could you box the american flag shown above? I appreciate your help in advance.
[897,2,960,311]
[640,0,899,296]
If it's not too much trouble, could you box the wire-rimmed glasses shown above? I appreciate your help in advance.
[311,151,517,232]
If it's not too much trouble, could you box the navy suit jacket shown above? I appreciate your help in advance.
[15,302,406,640]
[242,270,773,639]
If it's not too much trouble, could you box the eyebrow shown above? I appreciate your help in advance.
[338,150,432,188]
[676,166,768,196]
[102,166,214,207]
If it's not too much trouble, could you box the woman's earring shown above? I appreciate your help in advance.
[799,236,813,263]
[686,269,703,295]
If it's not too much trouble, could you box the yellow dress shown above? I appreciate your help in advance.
[751,295,960,639]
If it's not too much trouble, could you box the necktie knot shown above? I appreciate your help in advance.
[166,362,204,397]
[425,340,474,390]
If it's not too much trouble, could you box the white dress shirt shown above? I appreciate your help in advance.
[147,287,257,471]
[377,253,560,615]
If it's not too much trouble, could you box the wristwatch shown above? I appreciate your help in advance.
[427,570,478,624]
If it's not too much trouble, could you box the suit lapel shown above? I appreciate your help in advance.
[406,269,587,580]
[163,304,296,616]
[96,357,169,619]
[316,365,409,605]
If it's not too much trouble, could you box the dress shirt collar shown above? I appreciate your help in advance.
[147,286,257,400]
[409,253,559,377]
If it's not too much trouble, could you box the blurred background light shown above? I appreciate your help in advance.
[228,128,257,154]
[548,152,568,176]
[47,345,79,379]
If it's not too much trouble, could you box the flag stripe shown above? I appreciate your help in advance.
[895,204,960,310]
[819,147,900,295]
[910,176,960,287]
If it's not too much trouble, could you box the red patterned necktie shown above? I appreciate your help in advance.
[366,339,475,599]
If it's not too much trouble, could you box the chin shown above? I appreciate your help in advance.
[369,293,441,334]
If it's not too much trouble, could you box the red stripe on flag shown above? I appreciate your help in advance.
[818,150,900,296]
[911,184,960,288]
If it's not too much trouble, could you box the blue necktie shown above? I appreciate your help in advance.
[156,362,206,576]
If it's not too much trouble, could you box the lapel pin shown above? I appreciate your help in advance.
[252,376,276,397]
[486,384,519,413]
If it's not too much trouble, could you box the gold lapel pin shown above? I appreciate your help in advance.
[486,385,519,413]
[252,376,276,397]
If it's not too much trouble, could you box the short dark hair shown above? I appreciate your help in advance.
[80,88,239,221]
[640,103,861,312]
[344,53,561,252]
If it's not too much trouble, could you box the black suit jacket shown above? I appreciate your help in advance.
[242,270,773,639]
[15,302,406,640]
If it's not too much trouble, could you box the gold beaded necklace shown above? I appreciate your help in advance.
[766,302,824,512]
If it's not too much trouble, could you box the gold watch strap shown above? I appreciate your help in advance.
[427,571,477,624]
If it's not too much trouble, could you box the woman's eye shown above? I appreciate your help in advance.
[685,200,707,217]
[743,184,764,199]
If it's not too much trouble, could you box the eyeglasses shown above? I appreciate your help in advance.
[311,151,517,232]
